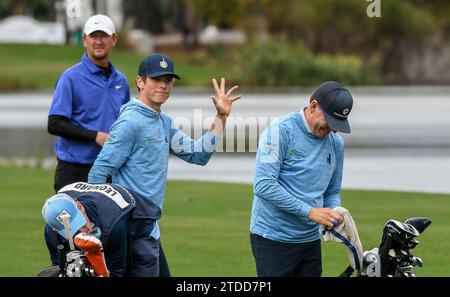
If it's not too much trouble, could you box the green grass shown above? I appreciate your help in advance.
[0,44,227,91]
[0,165,448,276]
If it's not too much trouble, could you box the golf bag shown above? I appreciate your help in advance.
[340,217,431,277]
[37,244,96,277]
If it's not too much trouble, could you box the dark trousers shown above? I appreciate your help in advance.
[250,234,322,277]
[130,237,159,277]
[125,238,171,277]
[54,158,93,192]
[54,158,111,192]
[159,241,171,277]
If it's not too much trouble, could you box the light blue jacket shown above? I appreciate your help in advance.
[88,98,217,237]
[251,109,344,243]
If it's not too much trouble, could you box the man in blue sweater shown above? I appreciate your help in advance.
[250,81,354,277]
[88,53,241,276]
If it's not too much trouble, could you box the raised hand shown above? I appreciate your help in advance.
[211,77,241,117]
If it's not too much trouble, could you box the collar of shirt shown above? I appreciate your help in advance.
[133,97,161,116]
[82,54,116,76]
[299,107,313,134]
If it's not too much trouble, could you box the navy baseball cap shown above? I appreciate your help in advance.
[311,81,353,133]
[42,193,86,239]
[138,53,181,79]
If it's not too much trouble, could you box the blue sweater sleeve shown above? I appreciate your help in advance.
[323,136,344,209]
[88,117,136,183]
[253,122,312,218]
[169,125,216,166]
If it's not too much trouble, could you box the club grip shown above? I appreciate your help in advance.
[57,244,66,273]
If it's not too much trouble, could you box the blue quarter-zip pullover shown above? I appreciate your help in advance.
[251,109,344,243]
[88,98,217,238]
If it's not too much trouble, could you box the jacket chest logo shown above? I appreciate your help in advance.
[143,135,168,145]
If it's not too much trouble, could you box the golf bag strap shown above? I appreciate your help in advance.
[328,229,361,271]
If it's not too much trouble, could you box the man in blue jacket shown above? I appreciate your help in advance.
[42,182,161,277]
[250,81,353,277]
[88,53,241,276]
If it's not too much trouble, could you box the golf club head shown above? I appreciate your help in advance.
[379,219,420,253]
[37,265,61,277]
[405,217,432,234]
[412,256,423,267]
[407,238,419,249]
[397,264,416,277]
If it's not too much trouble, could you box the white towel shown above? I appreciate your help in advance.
[320,206,364,271]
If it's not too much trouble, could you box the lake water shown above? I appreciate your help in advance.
[167,148,450,194]
[1,87,449,194]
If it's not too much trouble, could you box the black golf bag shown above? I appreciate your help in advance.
[340,217,431,277]
[37,244,95,277]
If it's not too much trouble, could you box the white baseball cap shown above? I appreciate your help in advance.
[83,14,116,36]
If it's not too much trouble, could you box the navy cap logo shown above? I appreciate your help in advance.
[343,108,349,115]
[160,58,168,69]
[138,53,181,79]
